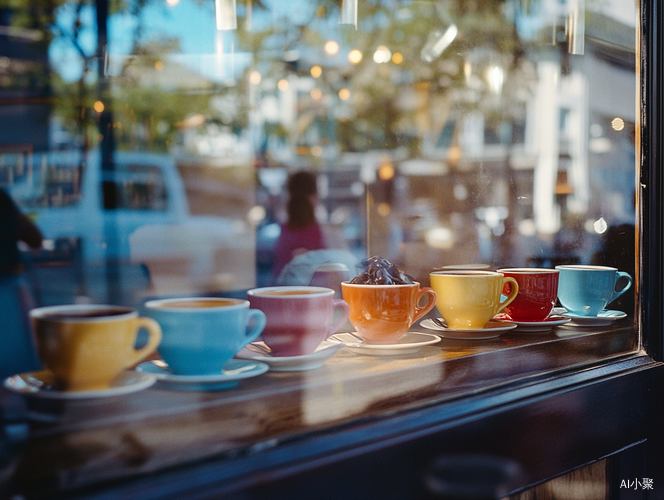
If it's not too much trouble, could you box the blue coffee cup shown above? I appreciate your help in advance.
[555,265,633,316]
[144,297,266,375]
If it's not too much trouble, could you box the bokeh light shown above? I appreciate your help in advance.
[611,117,625,131]
[250,71,262,85]
[325,41,340,55]
[348,49,363,64]
[377,202,391,216]
[373,46,392,64]
[378,163,395,181]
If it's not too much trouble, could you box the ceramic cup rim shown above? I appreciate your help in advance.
[432,264,491,271]
[430,270,504,277]
[30,304,137,323]
[247,286,335,298]
[144,297,248,312]
[555,265,618,272]
[340,281,421,288]
[497,268,559,274]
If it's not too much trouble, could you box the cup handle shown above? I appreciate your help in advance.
[610,271,633,303]
[413,286,437,323]
[326,299,351,337]
[244,309,267,346]
[496,277,519,314]
[128,317,162,368]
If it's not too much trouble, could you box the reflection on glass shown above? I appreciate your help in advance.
[215,0,237,30]
[566,0,585,55]
[0,0,635,309]
[421,25,458,63]
[340,0,358,28]
[421,3,458,62]
[547,0,585,55]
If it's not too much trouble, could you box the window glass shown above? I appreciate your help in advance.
[1,151,84,208]
[0,0,637,362]
[0,2,643,492]
[109,163,169,211]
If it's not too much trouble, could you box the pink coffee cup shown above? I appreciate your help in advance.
[247,286,350,356]
[497,268,559,322]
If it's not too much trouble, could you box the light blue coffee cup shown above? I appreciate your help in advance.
[144,297,266,375]
[555,265,633,316]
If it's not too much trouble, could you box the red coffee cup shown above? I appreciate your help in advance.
[497,268,559,322]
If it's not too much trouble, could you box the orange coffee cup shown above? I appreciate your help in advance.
[341,281,436,343]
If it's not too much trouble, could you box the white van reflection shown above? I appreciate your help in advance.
[9,150,254,304]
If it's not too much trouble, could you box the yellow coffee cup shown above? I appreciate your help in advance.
[429,270,519,330]
[30,304,162,391]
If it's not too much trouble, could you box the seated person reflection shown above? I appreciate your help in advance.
[0,188,44,378]
[273,171,348,284]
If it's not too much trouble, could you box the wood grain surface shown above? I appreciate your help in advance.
[0,323,643,499]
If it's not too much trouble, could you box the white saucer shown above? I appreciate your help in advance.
[560,309,628,327]
[511,316,572,333]
[3,370,156,399]
[419,318,517,339]
[236,343,345,371]
[136,359,268,390]
[326,332,440,355]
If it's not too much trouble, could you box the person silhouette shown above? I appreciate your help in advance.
[273,171,348,280]
[1,188,44,378]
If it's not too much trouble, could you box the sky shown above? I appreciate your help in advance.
[51,0,243,82]
[50,0,324,81]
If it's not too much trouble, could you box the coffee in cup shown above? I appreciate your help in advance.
[30,304,162,391]
[429,270,519,330]
[555,265,632,316]
[144,297,266,375]
[247,286,350,356]
[497,268,559,322]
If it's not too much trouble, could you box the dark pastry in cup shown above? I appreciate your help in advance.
[350,255,415,285]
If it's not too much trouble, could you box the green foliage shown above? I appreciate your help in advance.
[8,0,536,155]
